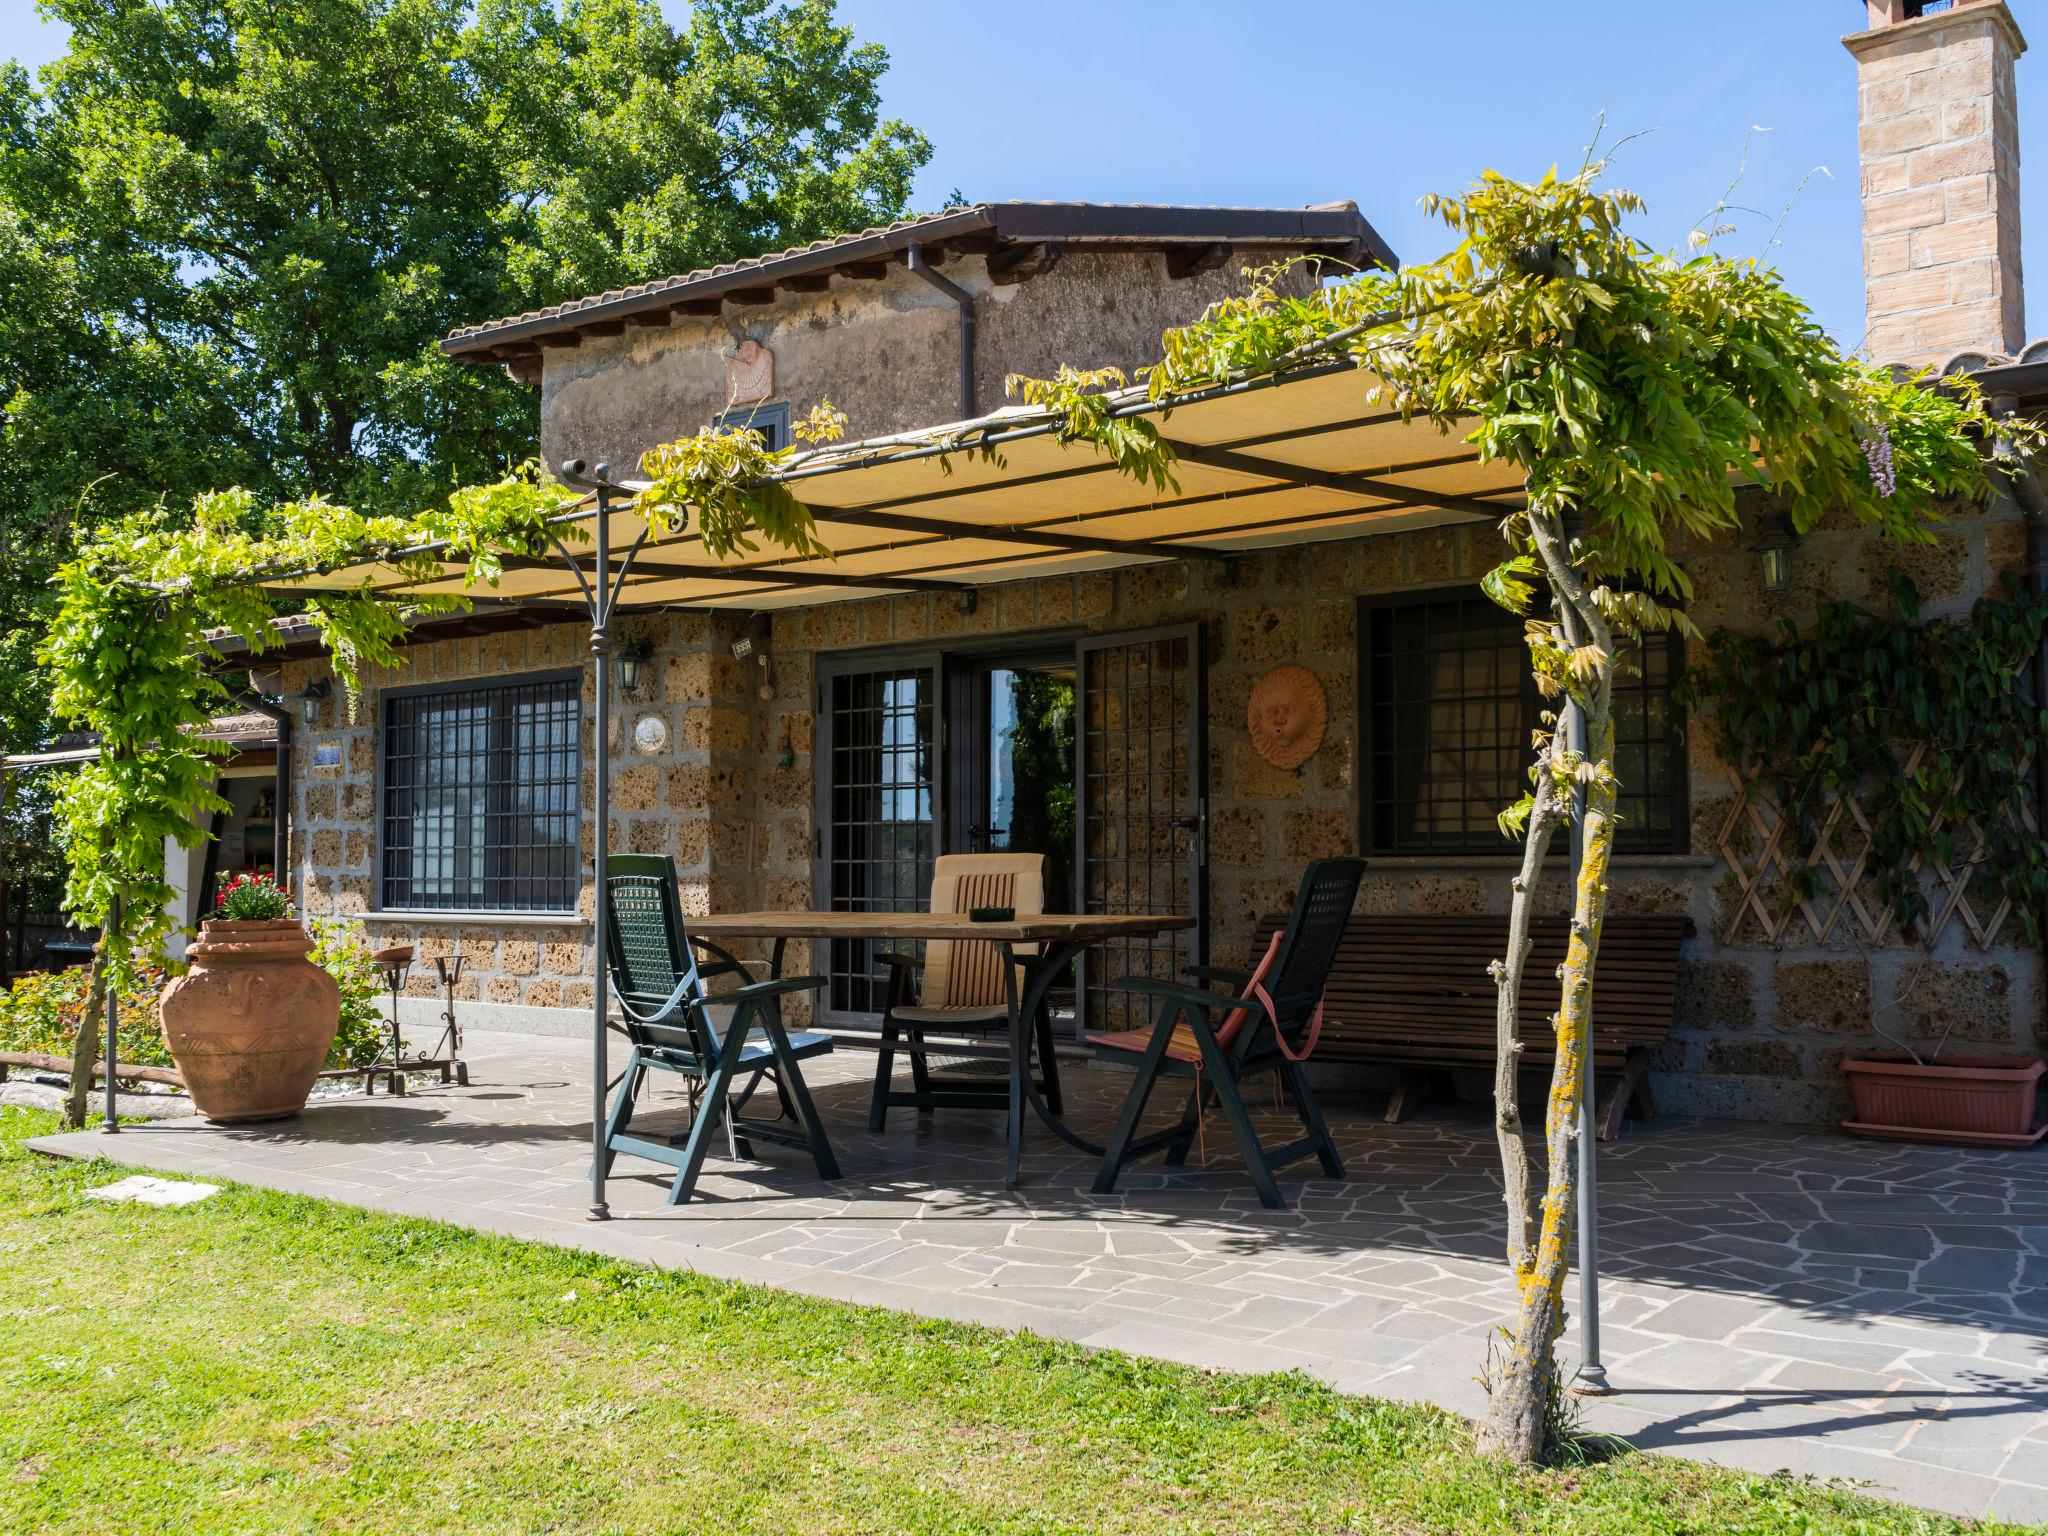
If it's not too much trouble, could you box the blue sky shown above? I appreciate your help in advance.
[4,0,2042,350]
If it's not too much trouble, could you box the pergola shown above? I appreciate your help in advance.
[274,350,1529,1193]
[97,350,1623,1374]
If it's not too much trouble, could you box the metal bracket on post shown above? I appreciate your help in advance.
[957,589,979,617]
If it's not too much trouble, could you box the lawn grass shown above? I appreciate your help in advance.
[0,1104,2028,1536]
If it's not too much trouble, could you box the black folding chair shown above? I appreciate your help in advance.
[598,854,840,1204]
[1091,858,1366,1210]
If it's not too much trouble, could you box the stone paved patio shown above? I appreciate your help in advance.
[30,1030,2048,1524]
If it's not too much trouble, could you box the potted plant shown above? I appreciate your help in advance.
[1842,1024,2046,1149]
[159,873,341,1122]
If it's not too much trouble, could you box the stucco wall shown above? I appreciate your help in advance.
[278,485,2046,1127]
[536,248,1308,473]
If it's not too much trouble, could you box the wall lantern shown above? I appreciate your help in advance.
[618,638,654,694]
[1753,513,1799,599]
[298,677,332,725]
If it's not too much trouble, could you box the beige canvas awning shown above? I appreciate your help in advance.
[279,358,1524,612]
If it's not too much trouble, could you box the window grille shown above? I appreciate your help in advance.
[1360,591,1685,855]
[381,673,581,911]
[820,664,937,1016]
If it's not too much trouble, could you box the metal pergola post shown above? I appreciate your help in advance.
[104,894,118,1133]
[1564,677,1609,1396]
[552,460,652,1222]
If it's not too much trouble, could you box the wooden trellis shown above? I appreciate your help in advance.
[1714,747,2038,948]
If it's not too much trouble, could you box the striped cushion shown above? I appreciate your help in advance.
[920,855,1044,1011]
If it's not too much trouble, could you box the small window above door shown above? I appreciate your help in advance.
[717,401,790,452]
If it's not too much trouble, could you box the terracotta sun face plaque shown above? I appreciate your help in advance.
[725,338,774,404]
[1248,664,1327,771]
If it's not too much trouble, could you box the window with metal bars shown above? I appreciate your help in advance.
[1359,590,1685,855]
[380,672,582,911]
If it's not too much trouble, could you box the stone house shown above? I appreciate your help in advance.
[256,0,2046,1125]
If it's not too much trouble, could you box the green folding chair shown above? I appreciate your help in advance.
[599,854,840,1204]
[1090,858,1366,1210]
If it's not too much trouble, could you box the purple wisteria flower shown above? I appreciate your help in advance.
[1862,423,1897,499]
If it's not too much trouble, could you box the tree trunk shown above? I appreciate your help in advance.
[1477,507,1618,1463]
[1490,732,1566,1275]
[65,955,109,1130]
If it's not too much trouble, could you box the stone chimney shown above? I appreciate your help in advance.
[1846,0,2027,367]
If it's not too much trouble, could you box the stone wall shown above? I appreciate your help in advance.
[279,487,2045,1123]
[536,248,1309,474]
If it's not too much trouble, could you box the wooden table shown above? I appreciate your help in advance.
[689,911,1194,1186]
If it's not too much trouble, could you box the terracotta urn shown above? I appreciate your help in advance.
[160,918,340,1122]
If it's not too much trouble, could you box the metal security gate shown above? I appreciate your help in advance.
[814,655,940,1026]
[1075,624,1207,1031]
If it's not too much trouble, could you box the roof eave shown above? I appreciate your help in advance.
[443,201,1397,362]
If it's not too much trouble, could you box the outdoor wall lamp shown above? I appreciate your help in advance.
[618,638,654,694]
[298,677,332,725]
[1753,513,1799,599]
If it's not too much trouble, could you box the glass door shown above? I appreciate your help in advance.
[949,649,1077,915]
[814,655,940,1027]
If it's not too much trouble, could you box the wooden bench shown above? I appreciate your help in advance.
[1252,912,1693,1139]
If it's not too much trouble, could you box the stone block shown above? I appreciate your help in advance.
[1774,959,1872,1035]
[613,763,661,813]
[311,829,342,868]
[501,940,539,976]
[1705,1038,1804,1079]
[1674,959,1758,1034]
[1406,877,1485,916]
[675,819,709,868]
[525,978,563,1009]
[1231,740,1305,799]
[543,941,587,976]
[1208,806,1267,868]
[1282,808,1354,864]
[484,975,520,1004]
[1227,607,1301,667]
[759,762,810,811]
[340,781,375,826]
[1038,580,1074,626]
[1859,528,1967,602]
[1891,960,2017,1045]
[1360,538,1402,592]
[1078,573,1115,624]
[894,595,931,640]
[680,707,749,755]
[302,783,337,822]
[664,652,713,702]
[1309,600,1351,656]
[667,763,746,813]
[1405,528,1456,584]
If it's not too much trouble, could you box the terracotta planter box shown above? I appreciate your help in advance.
[1841,1054,2047,1149]
[159,918,340,1123]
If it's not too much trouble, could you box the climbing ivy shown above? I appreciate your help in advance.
[1683,572,2048,947]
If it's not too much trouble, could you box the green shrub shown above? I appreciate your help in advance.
[0,963,173,1068]
[307,920,387,1070]
[0,919,388,1074]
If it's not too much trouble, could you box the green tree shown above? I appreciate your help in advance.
[0,0,929,735]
